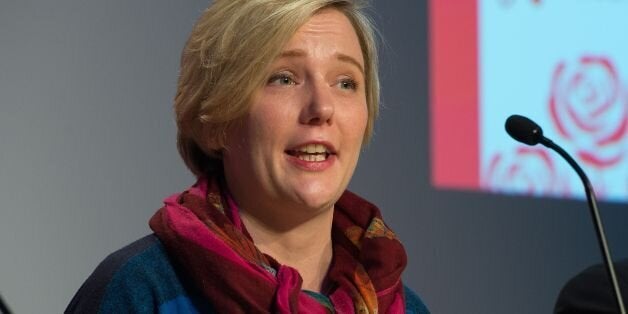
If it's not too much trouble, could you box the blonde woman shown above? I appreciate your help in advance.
[67,0,429,313]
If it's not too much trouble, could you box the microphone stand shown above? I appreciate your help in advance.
[540,137,626,314]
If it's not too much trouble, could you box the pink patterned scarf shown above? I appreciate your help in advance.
[149,176,407,313]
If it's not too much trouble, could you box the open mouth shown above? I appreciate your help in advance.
[285,143,335,162]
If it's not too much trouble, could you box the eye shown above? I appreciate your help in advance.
[268,72,297,86]
[337,78,358,91]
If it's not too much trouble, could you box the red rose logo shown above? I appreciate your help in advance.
[482,147,571,196]
[549,56,628,168]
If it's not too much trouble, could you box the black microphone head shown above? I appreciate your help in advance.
[505,114,544,146]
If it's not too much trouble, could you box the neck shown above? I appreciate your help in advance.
[240,206,334,292]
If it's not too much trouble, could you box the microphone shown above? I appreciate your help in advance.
[505,114,626,314]
[505,115,545,146]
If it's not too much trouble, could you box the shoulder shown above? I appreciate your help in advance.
[66,234,212,314]
[404,285,430,314]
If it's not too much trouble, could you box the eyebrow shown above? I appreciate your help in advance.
[277,49,365,75]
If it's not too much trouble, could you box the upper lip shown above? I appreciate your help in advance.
[285,141,337,155]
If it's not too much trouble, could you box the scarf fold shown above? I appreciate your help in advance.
[149,176,407,313]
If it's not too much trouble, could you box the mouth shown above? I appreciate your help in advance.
[285,143,336,162]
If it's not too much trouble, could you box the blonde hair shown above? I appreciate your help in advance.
[175,0,380,176]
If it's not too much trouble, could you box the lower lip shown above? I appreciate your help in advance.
[285,154,336,171]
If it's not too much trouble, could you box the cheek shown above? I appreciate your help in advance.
[224,115,267,162]
[347,105,369,145]
[248,110,285,145]
[249,96,298,138]
[234,109,291,165]
[222,123,250,169]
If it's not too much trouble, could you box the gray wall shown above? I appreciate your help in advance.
[1,1,626,313]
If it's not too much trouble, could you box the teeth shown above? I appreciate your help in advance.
[298,154,326,162]
[291,143,331,162]
[298,144,328,154]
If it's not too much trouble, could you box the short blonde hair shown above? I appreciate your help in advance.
[175,0,379,176]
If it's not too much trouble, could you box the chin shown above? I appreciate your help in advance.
[301,198,335,212]
[292,184,344,212]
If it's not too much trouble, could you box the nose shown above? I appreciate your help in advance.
[299,78,334,126]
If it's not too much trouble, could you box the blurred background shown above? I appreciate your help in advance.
[1,0,626,313]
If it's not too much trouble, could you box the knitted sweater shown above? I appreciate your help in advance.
[66,234,429,313]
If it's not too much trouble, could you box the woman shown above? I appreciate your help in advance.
[67,0,429,313]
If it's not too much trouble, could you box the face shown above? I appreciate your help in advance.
[222,8,368,218]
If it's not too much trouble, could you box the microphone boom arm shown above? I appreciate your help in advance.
[540,137,626,314]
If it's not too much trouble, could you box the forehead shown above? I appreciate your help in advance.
[279,8,364,67]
